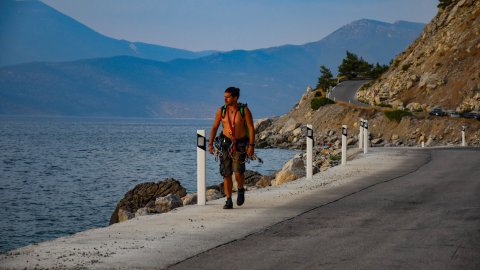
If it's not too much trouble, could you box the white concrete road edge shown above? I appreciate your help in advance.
[0,148,429,270]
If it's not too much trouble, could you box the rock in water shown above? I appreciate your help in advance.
[109,178,186,224]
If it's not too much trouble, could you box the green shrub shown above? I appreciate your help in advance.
[401,63,412,71]
[330,154,341,161]
[391,59,400,68]
[384,110,412,123]
[311,97,335,110]
[314,90,323,97]
[438,0,452,9]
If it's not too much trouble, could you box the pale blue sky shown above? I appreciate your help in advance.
[41,0,439,52]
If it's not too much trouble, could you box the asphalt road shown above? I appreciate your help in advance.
[169,148,480,270]
[330,80,370,106]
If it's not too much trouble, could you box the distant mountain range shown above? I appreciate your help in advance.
[0,0,213,67]
[0,0,425,118]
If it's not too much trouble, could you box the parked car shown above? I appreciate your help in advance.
[429,108,446,116]
[447,111,460,118]
[462,111,480,120]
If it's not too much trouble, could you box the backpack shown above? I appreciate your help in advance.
[221,103,247,119]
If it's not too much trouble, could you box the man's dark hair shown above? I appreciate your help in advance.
[225,86,240,98]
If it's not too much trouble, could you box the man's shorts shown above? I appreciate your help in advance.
[217,134,248,177]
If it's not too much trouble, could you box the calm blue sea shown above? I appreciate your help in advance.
[0,116,297,253]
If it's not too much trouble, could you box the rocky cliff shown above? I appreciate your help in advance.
[356,0,480,112]
[256,86,480,150]
[255,0,480,151]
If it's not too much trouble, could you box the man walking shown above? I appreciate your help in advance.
[208,87,255,209]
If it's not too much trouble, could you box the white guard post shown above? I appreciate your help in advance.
[422,141,425,148]
[359,118,364,149]
[342,125,347,165]
[306,124,313,180]
[462,126,466,147]
[196,130,206,205]
[363,120,369,154]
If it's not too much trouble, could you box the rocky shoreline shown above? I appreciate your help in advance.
[109,115,352,225]
[109,148,344,225]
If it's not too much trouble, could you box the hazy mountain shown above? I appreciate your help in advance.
[0,8,425,118]
[303,19,426,72]
[0,0,212,67]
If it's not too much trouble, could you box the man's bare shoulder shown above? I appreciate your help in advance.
[244,106,253,117]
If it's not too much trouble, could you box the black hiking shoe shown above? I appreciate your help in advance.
[237,188,245,206]
[223,198,233,209]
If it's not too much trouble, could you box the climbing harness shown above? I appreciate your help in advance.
[226,106,239,153]
[212,136,263,165]
[221,103,250,143]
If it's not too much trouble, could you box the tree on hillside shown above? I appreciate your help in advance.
[338,51,388,79]
[367,62,389,78]
[338,51,373,79]
[316,65,335,91]
[437,0,453,9]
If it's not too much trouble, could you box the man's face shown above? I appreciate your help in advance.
[224,93,237,105]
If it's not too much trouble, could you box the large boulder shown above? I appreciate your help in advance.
[419,72,445,89]
[279,118,299,135]
[155,194,183,213]
[254,118,274,133]
[406,102,423,112]
[206,189,223,201]
[110,178,187,225]
[244,170,263,186]
[273,156,305,186]
[231,170,264,191]
[182,193,197,206]
[256,175,274,188]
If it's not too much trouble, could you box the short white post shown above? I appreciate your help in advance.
[422,141,425,148]
[342,125,347,165]
[462,126,466,147]
[196,130,206,205]
[359,118,364,149]
[306,124,313,180]
[363,120,369,154]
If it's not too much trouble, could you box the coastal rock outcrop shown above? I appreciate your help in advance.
[273,155,305,185]
[109,178,187,224]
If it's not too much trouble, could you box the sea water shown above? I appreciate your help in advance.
[0,116,298,253]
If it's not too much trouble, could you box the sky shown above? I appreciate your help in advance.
[40,0,439,52]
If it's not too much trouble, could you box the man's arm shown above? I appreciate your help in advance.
[245,107,255,156]
[208,108,222,155]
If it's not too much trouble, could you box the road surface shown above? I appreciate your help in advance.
[330,80,370,106]
[2,148,479,269]
[170,148,480,270]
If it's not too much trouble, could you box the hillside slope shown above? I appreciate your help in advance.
[256,87,480,151]
[256,1,480,149]
[357,0,480,113]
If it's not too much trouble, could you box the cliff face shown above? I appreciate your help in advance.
[356,0,480,112]
[256,87,480,148]
[256,0,480,148]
